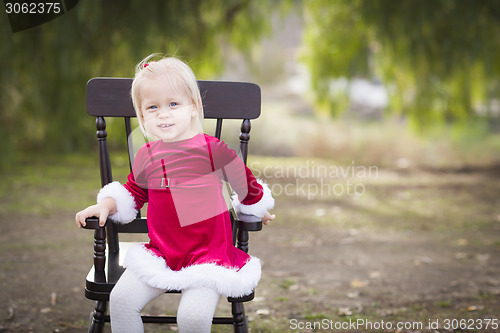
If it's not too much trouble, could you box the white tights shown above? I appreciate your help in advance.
[109,269,221,333]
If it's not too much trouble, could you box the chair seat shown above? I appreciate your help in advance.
[85,242,254,303]
[85,242,130,301]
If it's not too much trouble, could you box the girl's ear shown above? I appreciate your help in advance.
[193,97,202,117]
[191,102,198,117]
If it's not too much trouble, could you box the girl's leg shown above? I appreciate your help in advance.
[177,287,221,333]
[109,269,166,333]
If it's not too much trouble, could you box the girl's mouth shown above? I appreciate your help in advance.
[158,124,174,128]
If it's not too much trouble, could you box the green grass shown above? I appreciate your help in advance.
[248,154,500,239]
[280,278,296,290]
[0,151,131,215]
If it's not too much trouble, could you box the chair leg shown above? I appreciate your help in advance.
[231,302,248,333]
[88,300,107,333]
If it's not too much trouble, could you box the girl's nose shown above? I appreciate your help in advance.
[157,108,171,118]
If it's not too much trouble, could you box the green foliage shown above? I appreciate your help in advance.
[300,0,500,127]
[0,0,275,160]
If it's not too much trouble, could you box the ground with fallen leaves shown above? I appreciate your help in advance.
[0,155,499,332]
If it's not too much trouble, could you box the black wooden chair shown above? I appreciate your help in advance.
[82,77,263,333]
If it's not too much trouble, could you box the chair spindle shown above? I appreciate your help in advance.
[237,118,252,254]
[96,117,119,259]
[239,119,251,165]
[215,118,223,140]
[96,117,112,186]
[124,117,133,171]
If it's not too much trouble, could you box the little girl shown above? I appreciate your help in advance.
[75,55,275,332]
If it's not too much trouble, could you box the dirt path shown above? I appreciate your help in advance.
[1,163,499,332]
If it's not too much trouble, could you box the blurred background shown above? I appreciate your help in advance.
[1,0,500,332]
[1,0,500,166]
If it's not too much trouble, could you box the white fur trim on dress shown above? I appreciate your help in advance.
[124,244,261,298]
[97,181,137,224]
[231,179,275,218]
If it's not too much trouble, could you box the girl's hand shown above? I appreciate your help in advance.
[262,212,276,226]
[75,197,117,228]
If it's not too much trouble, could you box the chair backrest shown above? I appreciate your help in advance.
[86,77,261,253]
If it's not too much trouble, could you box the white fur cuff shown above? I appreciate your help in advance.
[97,181,137,224]
[232,179,275,218]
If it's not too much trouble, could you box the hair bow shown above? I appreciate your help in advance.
[143,60,157,68]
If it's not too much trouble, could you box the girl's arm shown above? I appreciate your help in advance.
[262,212,276,225]
[92,174,147,225]
[75,143,152,228]
[75,175,147,227]
[231,177,275,223]
[75,197,117,228]
[75,145,150,228]
[208,136,275,222]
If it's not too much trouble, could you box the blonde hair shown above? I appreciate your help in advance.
[131,54,204,140]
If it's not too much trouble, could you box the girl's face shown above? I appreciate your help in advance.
[140,76,198,142]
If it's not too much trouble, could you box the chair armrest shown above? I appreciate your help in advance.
[227,291,254,303]
[82,217,104,229]
[81,217,107,282]
[235,212,262,231]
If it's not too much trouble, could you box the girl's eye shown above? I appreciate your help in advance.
[169,102,178,107]
[147,105,158,111]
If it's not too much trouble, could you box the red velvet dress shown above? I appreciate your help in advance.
[99,133,272,297]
